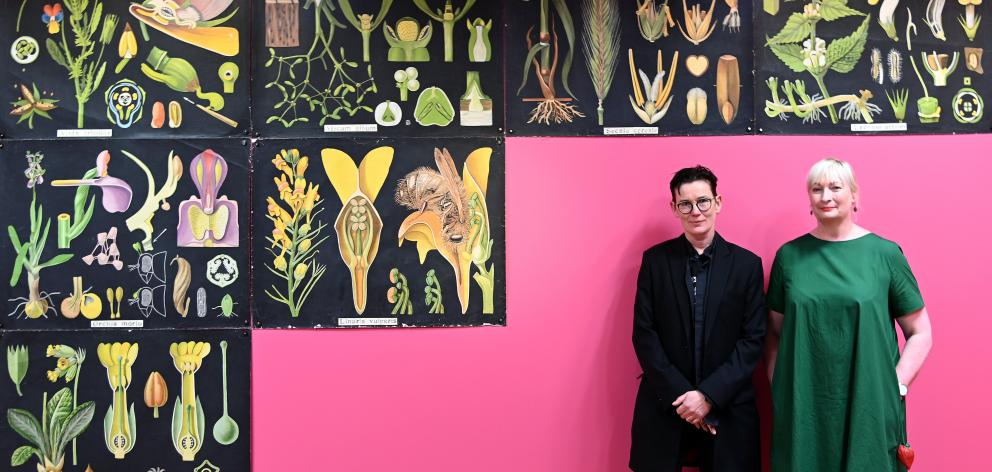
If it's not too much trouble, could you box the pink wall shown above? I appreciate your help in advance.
[253,135,992,471]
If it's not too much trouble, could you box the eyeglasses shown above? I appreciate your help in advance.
[675,197,714,214]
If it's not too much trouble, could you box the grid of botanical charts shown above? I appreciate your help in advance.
[0,0,988,470]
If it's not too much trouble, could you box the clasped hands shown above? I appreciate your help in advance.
[673,390,716,435]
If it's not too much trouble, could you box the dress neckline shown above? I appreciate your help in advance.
[805,231,875,243]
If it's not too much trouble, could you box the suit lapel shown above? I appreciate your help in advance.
[667,236,692,343]
[703,233,733,345]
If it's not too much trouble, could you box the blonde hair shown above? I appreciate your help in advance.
[806,158,859,194]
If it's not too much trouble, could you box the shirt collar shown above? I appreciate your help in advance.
[683,234,717,260]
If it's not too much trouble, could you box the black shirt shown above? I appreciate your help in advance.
[684,238,714,384]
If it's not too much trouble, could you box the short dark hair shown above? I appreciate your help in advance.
[669,165,718,201]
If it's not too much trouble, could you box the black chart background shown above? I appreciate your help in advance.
[252,137,506,328]
[506,0,755,136]
[0,139,250,331]
[0,329,251,472]
[251,0,504,138]
[0,0,250,138]
[755,1,992,134]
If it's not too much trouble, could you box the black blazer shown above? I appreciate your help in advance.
[630,233,766,472]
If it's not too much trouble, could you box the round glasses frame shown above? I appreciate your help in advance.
[676,197,714,214]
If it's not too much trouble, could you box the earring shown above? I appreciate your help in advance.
[809,209,813,215]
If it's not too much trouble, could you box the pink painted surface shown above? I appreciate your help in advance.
[253,135,992,471]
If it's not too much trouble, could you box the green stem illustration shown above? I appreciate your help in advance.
[338,0,393,62]
[388,268,413,315]
[46,0,118,128]
[413,0,477,62]
[16,0,28,31]
[56,168,97,249]
[425,269,444,314]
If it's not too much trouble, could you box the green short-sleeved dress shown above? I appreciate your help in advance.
[767,233,924,472]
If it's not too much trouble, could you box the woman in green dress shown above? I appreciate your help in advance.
[765,158,933,471]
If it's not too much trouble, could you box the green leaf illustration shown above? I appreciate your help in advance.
[766,13,812,45]
[827,15,871,73]
[819,0,865,21]
[769,43,808,73]
[11,445,36,466]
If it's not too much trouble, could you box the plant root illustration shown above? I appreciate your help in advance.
[517,0,584,125]
[764,77,880,123]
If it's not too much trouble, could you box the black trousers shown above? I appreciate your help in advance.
[678,422,715,470]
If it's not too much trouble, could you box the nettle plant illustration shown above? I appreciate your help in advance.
[765,0,876,124]
[264,0,377,127]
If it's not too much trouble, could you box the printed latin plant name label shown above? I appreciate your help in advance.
[338,317,398,327]
[603,127,659,135]
[57,129,113,137]
[851,123,908,132]
[324,124,378,133]
[91,320,144,328]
